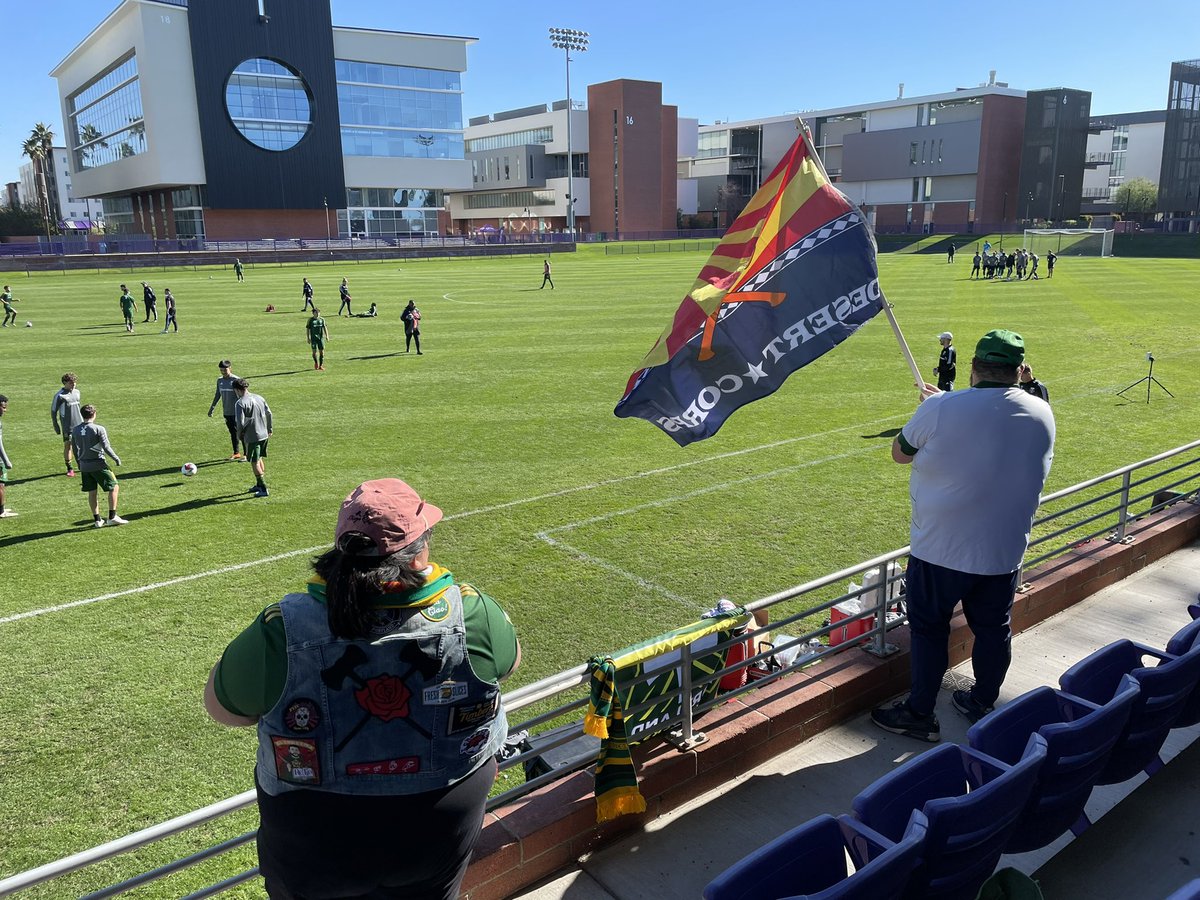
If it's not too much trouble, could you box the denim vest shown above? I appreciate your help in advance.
[256,585,508,796]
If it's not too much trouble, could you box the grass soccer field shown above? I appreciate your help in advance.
[1,246,1197,895]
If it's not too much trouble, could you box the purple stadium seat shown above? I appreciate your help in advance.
[851,736,1046,900]
[702,813,925,900]
[1164,609,1200,728]
[1059,638,1200,784]
[967,679,1139,851]
[1165,878,1200,900]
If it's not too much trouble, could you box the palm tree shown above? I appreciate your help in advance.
[21,122,55,242]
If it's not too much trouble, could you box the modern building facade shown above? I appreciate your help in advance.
[1158,59,1200,223]
[684,82,1029,234]
[51,0,474,239]
[1016,88,1092,224]
[1082,111,1166,215]
[446,78,678,235]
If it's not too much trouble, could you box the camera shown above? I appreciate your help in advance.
[1146,352,1154,362]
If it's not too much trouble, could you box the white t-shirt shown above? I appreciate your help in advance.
[901,385,1055,575]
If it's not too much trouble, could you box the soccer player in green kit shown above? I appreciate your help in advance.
[118,284,136,333]
[306,307,329,371]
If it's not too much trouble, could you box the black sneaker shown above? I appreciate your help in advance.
[871,700,941,742]
[254,487,269,497]
[952,690,993,724]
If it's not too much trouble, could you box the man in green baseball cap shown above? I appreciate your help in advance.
[872,327,1056,742]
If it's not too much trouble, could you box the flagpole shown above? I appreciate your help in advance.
[795,119,925,394]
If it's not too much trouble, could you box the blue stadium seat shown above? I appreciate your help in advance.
[1059,638,1200,784]
[1165,609,1200,728]
[966,680,1139,851]
[702,813,925,900]
[1165,878,1200,900]
[851,736,1047,900]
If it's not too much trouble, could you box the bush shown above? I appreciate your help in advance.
[0,202,47,237]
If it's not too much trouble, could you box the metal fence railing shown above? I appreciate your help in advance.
[3,440,1198,898]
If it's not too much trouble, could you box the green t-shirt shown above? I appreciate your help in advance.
[1,291,13,311]
[306,316,326,340]
[213,566,519,718]
[119,292,135,314]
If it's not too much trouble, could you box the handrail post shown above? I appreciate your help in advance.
[1109,471,1134,544]
[663,641,707,751]
[678,641,695,745]
[863,561,900,658]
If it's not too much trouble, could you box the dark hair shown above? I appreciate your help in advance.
[0,394,8,404]
[62,372,77,385]
[313,531,431,638]
[81,404,97,419]
[233,377,250,391]
[972,358,1019,384]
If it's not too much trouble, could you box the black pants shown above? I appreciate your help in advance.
[223,415,240,453]
[540,274,553,289]
[257,759,495,900]
[405,329,421,353]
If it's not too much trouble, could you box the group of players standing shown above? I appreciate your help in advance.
[962,243,1057,281]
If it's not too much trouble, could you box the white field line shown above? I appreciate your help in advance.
[534,446,879,605]
[439,291,486,304]
[1,415,903,626]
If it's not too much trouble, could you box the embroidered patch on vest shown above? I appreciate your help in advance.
[346,756,421,776]
[447,693,499,734]
[459,727,491,757]
[423,681,469,705]
[272,736,321,784]
[283,698,321,733]
[421,596,450,622]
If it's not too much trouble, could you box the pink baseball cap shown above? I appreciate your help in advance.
[335,478,443,555]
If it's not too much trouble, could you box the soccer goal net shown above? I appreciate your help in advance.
[1022,228,1114,258]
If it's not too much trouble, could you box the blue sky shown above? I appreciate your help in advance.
[3,0,1196,190]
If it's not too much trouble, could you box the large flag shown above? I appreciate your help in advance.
[614,130,887,446]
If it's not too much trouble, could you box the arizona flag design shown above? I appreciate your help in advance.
[614,131,886,446]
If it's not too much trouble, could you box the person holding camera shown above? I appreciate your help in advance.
[1018,363,1049,403]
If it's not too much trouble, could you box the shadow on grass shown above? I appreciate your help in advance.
[115,458,230,481]
[0,492,253,549]
[7,473,66,486]
[862,428,901,440]
[243,370,309,380]
[77,323,124,330]
[347,352,407,361]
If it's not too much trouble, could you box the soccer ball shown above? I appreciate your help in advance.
[24,321,32,327]
[181,462,198,477]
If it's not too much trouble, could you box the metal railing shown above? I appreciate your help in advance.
[3,441,1198,898]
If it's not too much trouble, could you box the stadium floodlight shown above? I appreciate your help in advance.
[1022,227,1114,258]
[549,27,589,236]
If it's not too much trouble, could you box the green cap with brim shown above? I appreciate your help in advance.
[975,329,1025,366]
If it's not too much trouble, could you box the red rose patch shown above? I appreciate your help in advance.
[355,674,411,722]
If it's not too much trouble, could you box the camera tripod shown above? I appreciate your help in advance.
[1117,355,1173,404]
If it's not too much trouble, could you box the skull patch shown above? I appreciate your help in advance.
[284,698,321,734]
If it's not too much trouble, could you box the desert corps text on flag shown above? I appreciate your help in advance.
[614,129,887,446]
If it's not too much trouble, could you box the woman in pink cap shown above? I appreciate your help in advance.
[204,478,520,899]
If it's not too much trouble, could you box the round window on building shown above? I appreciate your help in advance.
[225,58,312,151]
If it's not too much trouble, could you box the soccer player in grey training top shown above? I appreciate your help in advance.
[234,378,272,497]
[71,404,127,527]
[208,360,243,460]
[51,372,84,476]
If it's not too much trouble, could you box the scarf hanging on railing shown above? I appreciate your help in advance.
[584,655,647,823]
